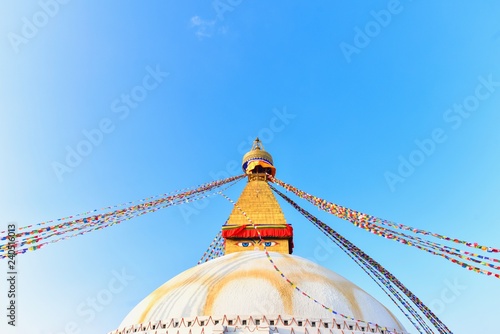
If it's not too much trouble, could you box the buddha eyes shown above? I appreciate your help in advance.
[237,241,253,247]
[236,241,278,247]
[263,241,277,247]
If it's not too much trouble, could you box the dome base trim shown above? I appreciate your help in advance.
[108,314,409,334]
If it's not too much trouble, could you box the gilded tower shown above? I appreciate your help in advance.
[222,138,294,255]
[110,139,408,334]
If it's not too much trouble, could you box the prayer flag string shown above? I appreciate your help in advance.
[0,175,245,258]
[271,185,450,334]
[270,176,500,279]
[217,190,402,334]
[198,231,225,264]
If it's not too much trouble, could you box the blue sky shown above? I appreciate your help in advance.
[1,1,500,333]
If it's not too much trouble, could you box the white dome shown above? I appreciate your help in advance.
[119,251,405,331]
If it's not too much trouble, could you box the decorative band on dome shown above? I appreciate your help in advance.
[242,157,274,171]
[222,224,293,239]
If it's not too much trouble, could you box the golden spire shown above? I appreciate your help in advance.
[222,138,293,255]
[241,138,276,178]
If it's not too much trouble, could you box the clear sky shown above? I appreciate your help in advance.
[1,1,500,333]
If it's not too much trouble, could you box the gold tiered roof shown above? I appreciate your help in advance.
[223,138,293,255]
[225,178,287,227]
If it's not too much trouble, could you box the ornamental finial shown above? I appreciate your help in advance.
[241,138,276,177]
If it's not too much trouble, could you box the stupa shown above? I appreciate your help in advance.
[108,139,408,334]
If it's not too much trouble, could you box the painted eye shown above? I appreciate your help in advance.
[237,242,252,247]
[263,241,277,247]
